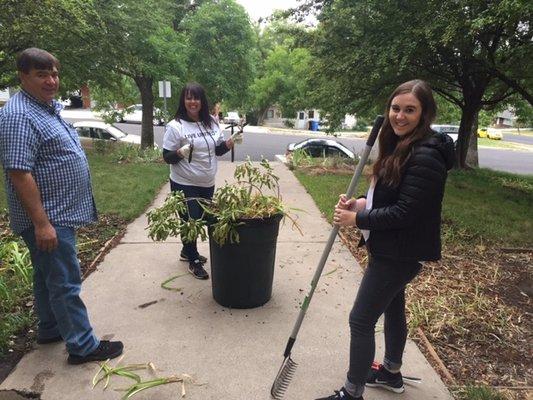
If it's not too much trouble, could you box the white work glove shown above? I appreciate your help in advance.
[178,144,191,158]
[231,131,243,144]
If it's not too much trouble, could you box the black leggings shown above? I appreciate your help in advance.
[347,255,421,385]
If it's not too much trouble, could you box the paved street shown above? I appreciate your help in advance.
[61,109,533,175]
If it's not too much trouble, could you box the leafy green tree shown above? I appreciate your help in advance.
[245,17,315,125]
[93,0,186,148]
[250,45,313,124]
[0,0,104,90]
[179,0,255,109]
[304,0,532,168]
[511,98,533,130]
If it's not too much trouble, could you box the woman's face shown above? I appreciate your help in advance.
[389,93,422,137]
[184,92,201,120]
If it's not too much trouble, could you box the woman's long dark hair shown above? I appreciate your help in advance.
[174,82,214,128]
[372,79,437,187]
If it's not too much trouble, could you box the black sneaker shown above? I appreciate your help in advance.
[188,259,209,280]
[366,363,404,393]
[67,340,124,365]
[36,334,63,344]
[316,387,362,400]
[180,251,207,263]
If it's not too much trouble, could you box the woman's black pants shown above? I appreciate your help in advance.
[347,255,421,385]
[169,180,215,260]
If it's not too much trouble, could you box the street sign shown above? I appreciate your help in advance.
[158,81,171,98]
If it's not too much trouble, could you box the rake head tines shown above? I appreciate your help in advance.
[270,356,298,399]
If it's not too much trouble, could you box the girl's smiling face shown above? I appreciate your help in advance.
[389,93,422,137]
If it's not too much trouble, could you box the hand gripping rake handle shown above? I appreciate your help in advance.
[271,115,384,399]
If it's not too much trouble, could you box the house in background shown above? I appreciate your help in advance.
[262,105,285,128]
[493,109,515,128]
[295,109,321,130]
[262,105,357,131]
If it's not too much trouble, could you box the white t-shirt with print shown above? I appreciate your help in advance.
[163,118,225,187]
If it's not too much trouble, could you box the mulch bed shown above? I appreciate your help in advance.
[338,226,532,400]
[0,214,128,384]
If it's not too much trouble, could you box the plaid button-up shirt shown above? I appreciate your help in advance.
[0,90,97,234]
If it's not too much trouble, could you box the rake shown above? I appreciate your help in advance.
[270,115,385,399]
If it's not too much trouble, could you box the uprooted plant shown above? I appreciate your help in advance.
[147,158,300,246]
[92,358,199,399]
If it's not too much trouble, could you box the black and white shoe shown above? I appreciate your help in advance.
[180,251,207,263]
[366,363,405,393]
[315,387,362,400]
[188,259,209,280]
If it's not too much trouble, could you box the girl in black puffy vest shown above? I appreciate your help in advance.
[317,80,454,400]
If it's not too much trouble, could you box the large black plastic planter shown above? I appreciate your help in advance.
[208,214,283,309]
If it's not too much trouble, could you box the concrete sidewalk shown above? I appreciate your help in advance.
[0,161,452,400]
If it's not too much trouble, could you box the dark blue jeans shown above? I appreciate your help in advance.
[169,180,215,260]
[21,226,99,356]
[347,255,421,388]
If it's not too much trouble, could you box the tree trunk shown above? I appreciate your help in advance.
[456,104,481,169]
[466,112,479,167]
[134,76,154,149]
[256,107,269,126]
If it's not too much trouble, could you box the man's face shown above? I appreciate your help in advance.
[19,67,59,104]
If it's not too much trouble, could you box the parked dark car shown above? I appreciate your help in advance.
[431,124,459,143]
[286,138,355,159]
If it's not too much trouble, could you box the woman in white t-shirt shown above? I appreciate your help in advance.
[162,82,235,280]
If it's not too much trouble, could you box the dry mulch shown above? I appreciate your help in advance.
[338,226,532,400]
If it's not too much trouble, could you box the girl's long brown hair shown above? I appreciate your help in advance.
[372,80,437,187]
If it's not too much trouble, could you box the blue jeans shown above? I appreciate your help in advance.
[21,226,99,356]
[169,180,215,260]
[346,255,421,394]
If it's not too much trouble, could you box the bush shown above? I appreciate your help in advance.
[92,141,161,164]
[283,119,295,128]
[287,148,312,170]
[455,385,509,400]
[110,144,161,164]
[354,119,370,132]
[0,229,34,354]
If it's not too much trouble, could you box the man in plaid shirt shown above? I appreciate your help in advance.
[0,48,123,364]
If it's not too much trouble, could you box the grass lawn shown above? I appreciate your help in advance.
[0,152,168,219]
[295,167,533,247]
[0,149,168,356]
[477,137,533,151]
[86,152,168,219]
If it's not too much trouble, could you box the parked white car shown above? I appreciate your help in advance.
[118,104,165,125]
[223,111,242,125]
[73,121,141,149]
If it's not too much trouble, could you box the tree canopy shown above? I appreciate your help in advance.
[0,0,104,90]
[180,0,255,109]
[305,0,532,167]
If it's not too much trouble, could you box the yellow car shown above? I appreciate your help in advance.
[478,127,503,140]
[477,128,488,138]
[487,129,503,140]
